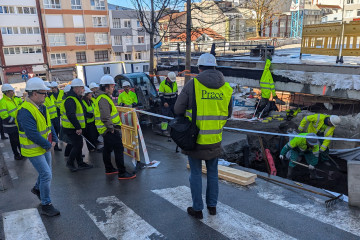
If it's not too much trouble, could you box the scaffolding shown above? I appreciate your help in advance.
[290,0,304,38]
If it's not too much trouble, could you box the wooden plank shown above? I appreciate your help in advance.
[217,165,256,181]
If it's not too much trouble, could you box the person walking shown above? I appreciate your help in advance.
[174,53,233,219]
[82,87,98,152]
[49,82,63,139]
[62,79,93,172]
[16,77,60,216]
[44,82,61,151]
[94,75,135,179]
[117,81,138,107]
[0,84,23,160]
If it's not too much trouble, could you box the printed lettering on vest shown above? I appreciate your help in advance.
[201,90,223,100]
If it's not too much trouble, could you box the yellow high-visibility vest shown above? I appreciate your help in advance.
[117,91,138,106]
[159,80,178,100]
[260,59,276,99]
[0,95,22,128]
[82,99,95,123]
[61,96,85,129]
[50,90,64,109]
[185,78,232,145]
[44,96,57,119]
[94,94,121,134]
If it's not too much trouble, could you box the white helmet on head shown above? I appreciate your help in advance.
[71,78,85,87]
[1,84,15,92]
[25,77,50,91]
[44,81,51,88]
[330,115,341,126]
[50,82,58,87]
[197,53,217,67]
[89,82,99,89]
[167,72,177,82]
[100,75,115,85]
[63,85,71,93]
[122,81,131,87]
[84,87,92,94]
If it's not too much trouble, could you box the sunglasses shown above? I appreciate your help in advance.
[36,91,47,95]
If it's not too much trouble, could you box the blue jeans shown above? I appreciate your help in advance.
[188,156,218,211]
[28,151,52,205]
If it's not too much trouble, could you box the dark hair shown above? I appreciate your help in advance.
[198,65,216,71]
[100,85,107,92]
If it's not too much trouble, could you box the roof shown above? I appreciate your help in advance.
[171,28,225,42]
[159,12,186,22]
[316,4,342,9]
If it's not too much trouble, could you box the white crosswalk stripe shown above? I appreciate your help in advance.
[152,185,296,240]
[80,196,165,240]
[2,208,50,240]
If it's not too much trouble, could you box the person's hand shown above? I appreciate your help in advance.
[52,142,56,147]
[279,155,284,160]
[308,165,315,170]
[76,129,82,135]
[164,102,169,108]
[111,129,114,134]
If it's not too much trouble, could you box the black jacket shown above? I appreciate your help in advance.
[63,89,86,133]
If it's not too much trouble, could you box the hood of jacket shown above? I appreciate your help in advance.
[196,69,225,89]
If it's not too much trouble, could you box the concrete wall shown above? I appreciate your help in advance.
[5,53,44,66]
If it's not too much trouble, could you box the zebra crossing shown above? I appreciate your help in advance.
[3,185,360,240]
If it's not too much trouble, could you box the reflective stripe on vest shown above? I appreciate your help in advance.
[94,94,121,134]
[185,78,232,145]
[44,97,57,119]
[82,99,95,123]
[52,90,64,108]
[61,96,85,129]
[16,101,51,157]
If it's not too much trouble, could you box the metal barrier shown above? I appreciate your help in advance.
[342,21,360,56]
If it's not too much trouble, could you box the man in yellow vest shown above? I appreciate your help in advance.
[49,82,63,141]
[174,53,233,219]
[94,75,135,179]
[62,78,93,172]
[0,84,23,160]
[298,114,341,164]
[16,77,60,216]
[159,72,178,117]
[89,82,99,98]
[82,87,98,152]
[117,81,138,107]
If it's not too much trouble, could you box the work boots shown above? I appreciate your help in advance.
[309,169,324,180]
[287,167,294,180]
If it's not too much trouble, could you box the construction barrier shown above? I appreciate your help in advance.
[342,21,360,56]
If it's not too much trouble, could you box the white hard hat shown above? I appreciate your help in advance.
[100,75,115,85]
[89,82,99,89]
[71,78,85,87]
[25,77,50,91]
[122,81,131,87]
[167,72,177,82]
[50,82,58,87]
[197,53,217,67]
[44,81,51,88]
[1,84,15,92]
[63,85,71,93]
[306,133,318,146]
[84,87,92,94]
[330,115,341,126]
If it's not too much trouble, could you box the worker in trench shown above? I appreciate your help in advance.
[298,114,341,166]
[279,133,323,180]
[117,81,138,108]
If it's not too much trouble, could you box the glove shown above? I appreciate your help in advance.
[279,155,284,160]
[308,165,315,170]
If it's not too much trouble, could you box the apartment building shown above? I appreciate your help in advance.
[263,14,291,38]
[0,0,47,83]
[109,4,150,62]
[343,0,360,21]
[40,0,111,81]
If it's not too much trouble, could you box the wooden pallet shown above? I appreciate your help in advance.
[186,163,257,186]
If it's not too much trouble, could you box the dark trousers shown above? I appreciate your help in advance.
[8,131,21,156]
[83,122,98,151]
[65,144,72,157]
[51,117,60,137]
[66,133,84,166]
[0,118,5,137]
[103,130,126,173]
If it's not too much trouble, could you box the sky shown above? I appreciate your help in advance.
[108,0,134,9]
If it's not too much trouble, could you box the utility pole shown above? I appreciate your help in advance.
[149,0,155,83]
[185,0,191,84]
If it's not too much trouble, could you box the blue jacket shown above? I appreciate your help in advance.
[17,104,58,151]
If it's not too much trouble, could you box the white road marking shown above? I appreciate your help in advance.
[3,208,50,240]
[80,196,164,240]
[152,186,296,240]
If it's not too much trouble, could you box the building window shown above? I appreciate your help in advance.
[346,10,353,18]
[75,33,86,45]
[95,50,108,62]
[50,53,67,65]
[48,34,66,46]
[138,36,144,44]
[124,36,132,45]
[347,0,354,4]
[124,20,131,28]
[357,9,360,16]
[91,0,105,10]
[17,6,37,14]
[125,53,131,60]
[92,16,107,27]
[94,33,108,45]
[135,52,142,60]
[3,47,21,55]
[73,15,84,28]
[71,0,82,9]
[44,0,61,9]
[114,36,122,45]
[0,6,15,14]
[76,52,87,63]
[137,21,141,28]
[1,27,39,35]
[113,18,121,28]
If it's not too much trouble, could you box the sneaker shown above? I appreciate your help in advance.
[66,162,77,172]
[14,154,23,160]
[187,207,203,219]
[31,187,41,200]
[136,161,146,170]
[105,168,118,175]
[207,206,216,215]
[118,172,136,180]
[78,162,93,170]
[1,135,8,140]
[40,204,60,217]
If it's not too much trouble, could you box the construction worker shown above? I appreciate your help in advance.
[174,53,233,219]
[62,79,93,172]
[279,133,323,180]
[159,72,178,117]
[94,75,136,179]
[82,87,98,152]
[0,84,24,160]
[49,82,63,139]
[59,85,73,157]
[16,77,60,216]
[298,114,340,164]
[117,81,138,107]
[44,82,61,151]
[89,82,99,96]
